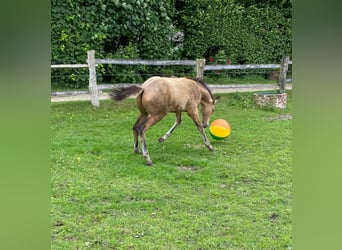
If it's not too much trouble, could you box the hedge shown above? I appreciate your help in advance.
[51,0,291,88]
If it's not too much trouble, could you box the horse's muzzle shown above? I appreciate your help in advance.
[203,122,209,128]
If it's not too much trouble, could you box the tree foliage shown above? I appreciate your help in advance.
[51,0,176,87]
[51,0,291,88]
[177,0,291,63]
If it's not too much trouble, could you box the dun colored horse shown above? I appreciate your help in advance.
[110,76,220,166]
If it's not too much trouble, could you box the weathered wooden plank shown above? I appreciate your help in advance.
[94,59,196,66]
[87,50,100,107]
[278,56,290,94]
[204,64,281,71]
[51,60,290,70]
[51,64,88,68]
[196,59,206,81]
[51,62,287,70]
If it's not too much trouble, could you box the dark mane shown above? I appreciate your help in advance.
[189,78,214,100]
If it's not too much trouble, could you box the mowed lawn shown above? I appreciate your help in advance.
[51,91,292,249]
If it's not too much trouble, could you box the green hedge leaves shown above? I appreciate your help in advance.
[51,0,291,88]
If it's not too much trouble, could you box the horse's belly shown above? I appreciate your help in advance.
[168,106,185,112]
[167,101,187,112]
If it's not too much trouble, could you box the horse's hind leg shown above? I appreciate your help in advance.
[133,129,139,153]
[159,112,182,142]
[139,113,165,166]
[133,113,147,154]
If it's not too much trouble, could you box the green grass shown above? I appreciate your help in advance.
[51,91,292,249]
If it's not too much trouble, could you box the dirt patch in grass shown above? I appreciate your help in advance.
[266,113,292,121]
[177,165,200,172]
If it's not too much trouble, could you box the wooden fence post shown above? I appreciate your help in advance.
[278,56,289,94]
[87,50,99,107]
[196,59,206,81]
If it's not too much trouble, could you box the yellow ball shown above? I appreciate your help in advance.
[209,119,231,140]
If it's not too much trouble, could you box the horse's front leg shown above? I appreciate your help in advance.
[203,130,214,152]
[159,112,182,142]
[187,111,213,151]
[196,125,213,151]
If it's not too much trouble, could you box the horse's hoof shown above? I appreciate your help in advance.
[146,160,153,166]
[134,149,141,154]
[158,137,165,143]
[208,146,214,152]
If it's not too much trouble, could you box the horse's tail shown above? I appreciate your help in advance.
[110,85,143,101]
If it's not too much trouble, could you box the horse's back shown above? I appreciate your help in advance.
[141,77,200,112]
[142,77,198,96]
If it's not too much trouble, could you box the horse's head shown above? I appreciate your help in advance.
[201,96,220,128]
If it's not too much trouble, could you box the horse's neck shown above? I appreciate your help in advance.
[199,86,212,103]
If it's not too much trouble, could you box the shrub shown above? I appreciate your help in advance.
[51,0,176,88]
[177,0,291,63]
[51,0,291,88]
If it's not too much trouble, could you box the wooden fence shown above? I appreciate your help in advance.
[51,50,291,107]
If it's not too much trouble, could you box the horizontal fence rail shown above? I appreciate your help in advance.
[51,64,88,69]
[204,64,281,71]
[94,59,196,66]
[50,62,291,70]
[51,50,292,107]
[204,61,292,71]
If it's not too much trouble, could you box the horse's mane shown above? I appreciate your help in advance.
[189,78,214,100]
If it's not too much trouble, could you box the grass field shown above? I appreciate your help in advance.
[51,91,292,249]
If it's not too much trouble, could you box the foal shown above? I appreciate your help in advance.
[110,76,219,166]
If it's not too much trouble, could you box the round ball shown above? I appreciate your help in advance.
[209,119,231,140]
